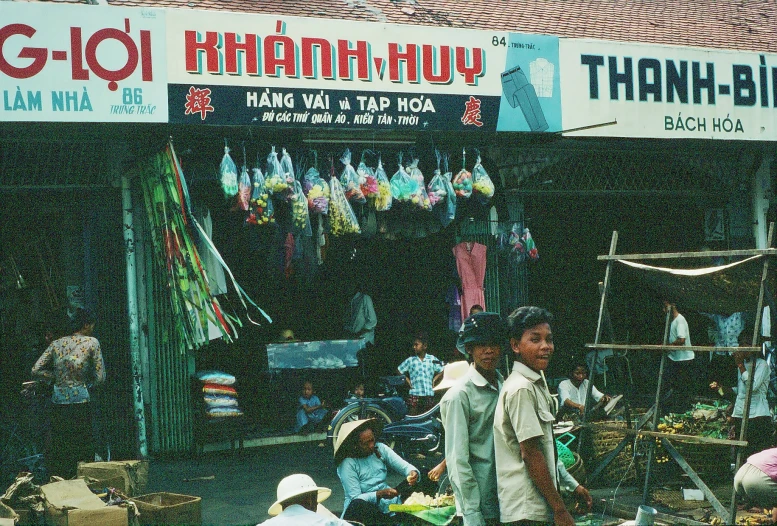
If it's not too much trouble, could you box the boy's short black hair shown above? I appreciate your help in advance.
[507,306,554,340]
[413,330,429,345]
[571,362,588,375]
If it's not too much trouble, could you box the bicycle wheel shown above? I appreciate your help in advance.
[331,405,394,450]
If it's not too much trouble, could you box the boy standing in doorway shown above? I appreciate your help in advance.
[398,330,444,415]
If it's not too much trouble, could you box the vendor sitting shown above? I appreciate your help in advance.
[335,418,424,525]
[295,381,329,434]
[735,447,777,524]
[557,363,611,418]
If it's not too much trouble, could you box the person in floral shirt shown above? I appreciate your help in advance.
[32,308,105,478]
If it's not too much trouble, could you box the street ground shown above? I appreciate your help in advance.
[143,437,775,526]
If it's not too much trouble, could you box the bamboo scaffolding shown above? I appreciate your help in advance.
[582,224,775,524]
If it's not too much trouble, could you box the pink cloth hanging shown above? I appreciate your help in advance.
[453,242,487,320]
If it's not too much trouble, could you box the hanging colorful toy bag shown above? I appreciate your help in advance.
[303,166,329,215]
[219,143,239,198]
[340,148,366,205]
[247,165,274,226]
[427,150,447,208]
[406,157,432,211]
[374,156,392,212]
[265,146,290,196]
[452,149,473,198]
[440,154,457,227]
[523,228,539,261]
[471,151,495,204]
[329,176,361,235]
[236,164,251,211]
[390,153,419,205]
[357,151,379,203]
[290,179,312,237]
[279,147,296,196]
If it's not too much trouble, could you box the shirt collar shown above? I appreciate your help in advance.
[512,361,542,382]
[469,365,503,390]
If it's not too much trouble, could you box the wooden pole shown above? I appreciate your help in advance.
[662,438,729,520]
[643,306,672,503]
[728,221,775,523]
[597,248,777,260]
[580,231,618,453]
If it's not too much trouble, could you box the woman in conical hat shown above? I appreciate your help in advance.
[334,418,420,525]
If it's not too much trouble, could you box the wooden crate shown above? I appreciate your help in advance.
[130,492,202,526]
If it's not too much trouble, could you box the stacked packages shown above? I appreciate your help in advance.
[196,371,244,418]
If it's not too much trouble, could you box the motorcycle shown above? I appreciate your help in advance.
[327,375,408,446]
[381,402,443,459]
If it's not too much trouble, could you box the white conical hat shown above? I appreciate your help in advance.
[433,361,470,391]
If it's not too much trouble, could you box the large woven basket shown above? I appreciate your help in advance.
[634,437,731,483]
[588,422,636,486]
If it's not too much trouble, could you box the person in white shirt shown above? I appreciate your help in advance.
[557,364,610,416]
[258,473,351,526]
[710,327,775,460]
[663,300,695,413]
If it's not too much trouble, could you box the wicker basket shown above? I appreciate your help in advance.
[673,441,731,481]
[588,422,636,486]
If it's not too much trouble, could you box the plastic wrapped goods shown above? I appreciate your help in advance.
[302,167,330,214]
[374,158,392,212]
[328,176,361,235]
[390,163,419,204]
[290,179,312,236]
[406,158,432,211]
[452,167,473,198]
[265,146,292,195]
[219,146,239,198]
[471,155,495,203]
[340,149,366,204]
[236,165,251,211]
[246,167,274,226]
[358,159,379,201]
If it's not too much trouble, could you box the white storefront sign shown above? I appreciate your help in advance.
[0,3,167,122]
[560,38,777,140]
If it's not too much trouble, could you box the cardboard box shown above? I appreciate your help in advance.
[41,479,127,526]
[76,460,148,497]
[130,493,202,526]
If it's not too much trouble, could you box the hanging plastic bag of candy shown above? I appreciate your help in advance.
[427,150,447,208]
[507,223,526,264]
[219,141,239,198]
[357,151,379,203]
[340,148,366,205]
[236,164,252,211]
[523,228,539,261]
[390,152,418,204]
[441,153,457,227]
[329,174,361,235]
[471,150,495,204]
[265,146,292,196]
[290,179,312,237]
[374,156,392,212]
[302,156,330,215]
[246,163,274,226]
[452,148,473,198]
[406,156,432,211]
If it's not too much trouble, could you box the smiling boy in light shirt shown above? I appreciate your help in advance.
[494,306,585,526]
